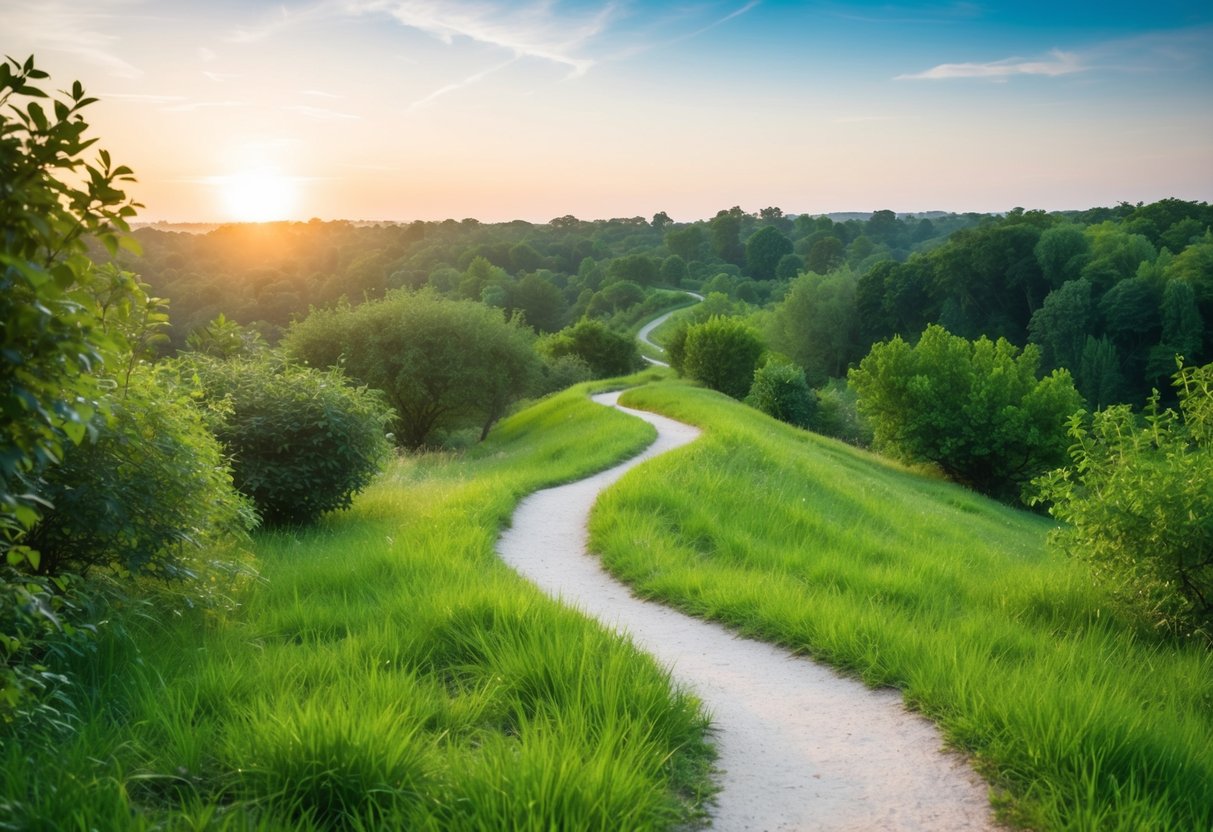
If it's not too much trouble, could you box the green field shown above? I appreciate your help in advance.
[1,380,714,831]
[590,380,1213,831]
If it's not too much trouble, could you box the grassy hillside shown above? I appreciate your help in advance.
[592,380,1213,832]
[1,378,714,831]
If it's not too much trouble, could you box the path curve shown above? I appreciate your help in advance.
[638,291,704,367]
[497,391,996,831]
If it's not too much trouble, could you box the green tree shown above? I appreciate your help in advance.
[767,268,860,386]
[1076,335,1127,409]
[1031,360,1213,640]
[659,254,688,287]
[1034,224,1090,287]
[510,273,567,333]
[1027,279,1093,372]
[538,319,642,379]
[848,325,1082,500]
[665,225,706,262]
[709,207,745,266]
[682,316,766,399]
[1,56,140,559]
[284,291,539,447]
[1148,281,1204,387]
[744,225,793,281]
[805,236,844,275]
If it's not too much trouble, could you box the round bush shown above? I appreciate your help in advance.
[187,355,393,527]
[682,316,766,399]
[747,361,815,428]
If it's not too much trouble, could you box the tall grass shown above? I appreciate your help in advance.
[0,381,713,831]
[592,379,1213,832]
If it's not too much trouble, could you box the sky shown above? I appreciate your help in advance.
[5,0,1213,223]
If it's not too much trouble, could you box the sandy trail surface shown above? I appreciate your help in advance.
[497,391,997,831]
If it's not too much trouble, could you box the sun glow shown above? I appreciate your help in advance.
[219,168,299,222]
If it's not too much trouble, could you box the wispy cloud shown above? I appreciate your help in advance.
[405,57,519,113]
[5,2,143,79]
[161,100,250,113]
[897,49,1085,80]
[828,1,981,25]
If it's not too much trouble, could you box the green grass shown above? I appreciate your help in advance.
[592,379,1213,832]
[0,381,713,831]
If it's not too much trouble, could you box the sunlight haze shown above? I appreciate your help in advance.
[5,0,1212,222]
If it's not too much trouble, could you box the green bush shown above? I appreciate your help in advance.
[27,364,255,578]
[849,324,1082,500]
[811,380,873,447]
[1032,361,1213,640]
[681,316,766,399]
[538,319,642,379]
[746,361,815,428]
[536,354,593,396]
[186,355,393,527]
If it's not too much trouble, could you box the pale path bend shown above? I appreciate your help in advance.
[637,291,703,367]
[497,392,997,832]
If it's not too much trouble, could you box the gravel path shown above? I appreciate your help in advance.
[497,391,997,831]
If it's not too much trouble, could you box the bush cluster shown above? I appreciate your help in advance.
[746,361,815,428]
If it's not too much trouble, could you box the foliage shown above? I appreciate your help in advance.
[284,290,539,447]
[681,316,766,399]
[766,267,861,386]
[536,353,594,396]
[27,364,255,575]
[538,318,642,379]
[1031,361,1213,640]
[744,225,793,281]
[849,324,1083,500]
[1,55,140,562]
[810,379,873,446]
[185,354,393,526]
[184,313,268,358]
[746,360,815,428]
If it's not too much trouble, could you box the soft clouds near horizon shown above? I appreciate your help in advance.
[4,0,1211,222]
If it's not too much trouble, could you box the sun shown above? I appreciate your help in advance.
[220,168,298,222]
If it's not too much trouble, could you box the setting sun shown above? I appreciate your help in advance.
[219,168,298,222]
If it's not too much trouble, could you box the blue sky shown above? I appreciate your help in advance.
[5,0,1211,222]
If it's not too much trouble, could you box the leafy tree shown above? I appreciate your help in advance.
[284,291,539,447]
[1076,335,1128,409]
[659,254,688,287]
[744,225,793,281]
[681,316,766,399]
[1034,224,1090,287]
[185,313,268,359]
[805,236,844,275]
[766,268,860,386]
[708,207,745,267]
[1,56,140,560]
[746,360,815,428]
[608,254,659,287]
[775,253,804,281]
[510,273,567,333]
[1148,281,1204,387]
[664,225,706,262]
[1028,279,1093,372]
[588,280,645,316]
[849,324,1082,500]
[1031,360,1213,640]
[185,355,392,526]
[538,319,641,379]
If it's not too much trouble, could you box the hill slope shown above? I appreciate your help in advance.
[591,380,1213,832]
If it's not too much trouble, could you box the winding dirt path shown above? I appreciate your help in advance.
[497,392,997,831]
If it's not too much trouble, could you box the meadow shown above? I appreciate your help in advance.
[591,380,1213,831]
[1,380,715,831]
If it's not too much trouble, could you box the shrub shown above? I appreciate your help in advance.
[538,319,642,379]
[1,56,140,564]
[1031,360,1213,640]
[536,354,593,396]
[186,355,393,527]
[811,380,873,447]
[747,361,815,428]
[27,364,255,577]
[849,324,1082,500]
[682,316,766,399]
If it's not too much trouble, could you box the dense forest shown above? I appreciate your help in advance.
[116,198,1211,414]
